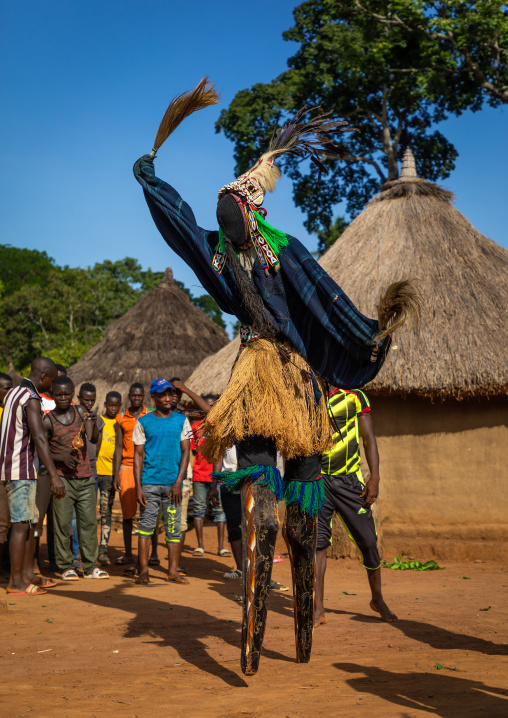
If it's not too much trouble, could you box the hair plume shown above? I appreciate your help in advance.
[246,105,356,193]
[378,280,422,340]
[152,77,220,154]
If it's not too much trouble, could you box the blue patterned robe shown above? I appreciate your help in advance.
[134,155,390,389]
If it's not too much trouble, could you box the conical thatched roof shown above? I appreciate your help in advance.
[320,153,508,399]
[7,362,22,387]
[69,268,229,407]
[186,335,241,396]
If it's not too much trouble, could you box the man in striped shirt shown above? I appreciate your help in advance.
[314,388,397,624]
[0,357,65,595]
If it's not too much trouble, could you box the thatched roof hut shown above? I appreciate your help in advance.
[186,335,240,396]
[68,268,229,407]
[6,363,22,387]
[320,149,508,400]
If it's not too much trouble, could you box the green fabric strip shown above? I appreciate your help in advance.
[283,477,325,516]
[253,210,288,253]
[213,464,284,499]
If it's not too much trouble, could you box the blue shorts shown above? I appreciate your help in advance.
[192,481,226,522]
[4,480,39,524]
[139,484,182,543]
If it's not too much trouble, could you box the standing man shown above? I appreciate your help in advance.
[314,388,397,626]
[44,376,108,580]
[0,358,65,595]
[0,373,14,581]
[132,379,191,584]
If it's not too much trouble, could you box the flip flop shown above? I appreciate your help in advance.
[6,583,47,596]
[123,566,137,578]
[218,548,231,557]
[167,575,189,585]
[115,555,135,565]
[37,578,58,588]
[192,547,205,557]
[135,576,150,584]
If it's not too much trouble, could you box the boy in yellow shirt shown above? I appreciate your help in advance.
[97,391,122,565]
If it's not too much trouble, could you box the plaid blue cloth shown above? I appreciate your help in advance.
[134,155,391,389]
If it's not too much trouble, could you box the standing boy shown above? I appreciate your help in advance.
[96,391,122,565]
[0,373,14,581]
[113,383,152,565]
[133,379,191,584]
[0,358,65,595]
[43,376,108,580]
[190,395,228,558]
[314,388,397,626]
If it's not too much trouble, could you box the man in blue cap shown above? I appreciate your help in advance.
[132,379,191,584]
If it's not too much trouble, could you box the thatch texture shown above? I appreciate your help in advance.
[68,268,229,407]
[186,336,241,396]
[7,362,22,387]
[319,176,508,399]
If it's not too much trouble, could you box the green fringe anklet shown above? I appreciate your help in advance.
[283,477,325,516]
[212,464,284,500]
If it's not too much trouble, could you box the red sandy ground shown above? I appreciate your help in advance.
[1,525,507,718]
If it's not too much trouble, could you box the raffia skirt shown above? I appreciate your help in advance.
[199,338,332,464]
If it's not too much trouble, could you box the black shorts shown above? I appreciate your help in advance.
[220,485,242,543]
[317,472,380,570]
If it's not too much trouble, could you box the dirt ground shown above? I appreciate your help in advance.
[1,524,507,718]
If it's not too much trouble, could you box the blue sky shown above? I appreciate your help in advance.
[1,1,506,334]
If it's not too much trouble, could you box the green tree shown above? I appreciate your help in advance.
[0,245,55,294]
[0,247,225,370]
[346,0,508,106]
[316,217,349,256]
[216,0,504,234]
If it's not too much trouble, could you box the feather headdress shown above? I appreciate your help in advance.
[219,106,356,203]
[150,77,220,156]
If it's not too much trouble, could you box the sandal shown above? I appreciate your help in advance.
[218,548,231,557]
[148,557,160,567]
[167,575,189,585]
[192,547,205,557]
[115,555,135,565]
[223,568,242,580]
[6,583,47,595]
[37,577,58,588]
[98,553,111,566]
[135,575,149,584]
[123,566,137,577]
[61,569,80,581]
[84,568,110,580]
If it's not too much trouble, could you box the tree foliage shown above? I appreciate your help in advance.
[216,0,506,236]
[347,1,508,106]
[0,246,225,371]
[316,216,349,256]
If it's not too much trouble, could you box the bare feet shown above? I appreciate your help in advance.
[135,571,150,585]
[370,598,398,622]
[313,610,328,628]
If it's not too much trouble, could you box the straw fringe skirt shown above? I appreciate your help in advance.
[200,338,332,464]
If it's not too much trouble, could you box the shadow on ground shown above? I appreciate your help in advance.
[325,607,508,656]
[334,662,508,717]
